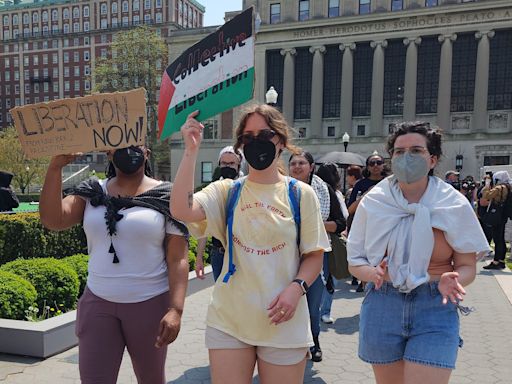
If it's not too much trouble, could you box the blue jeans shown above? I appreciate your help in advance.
[320,253,333,317]
[210,246,224,282]
[359,281,462,369]
[306,253,329,337]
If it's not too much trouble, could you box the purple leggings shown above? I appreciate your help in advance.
[76,287,169,384]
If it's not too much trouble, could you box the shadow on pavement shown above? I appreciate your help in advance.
[0,353,41,365]
[304,360,328,383]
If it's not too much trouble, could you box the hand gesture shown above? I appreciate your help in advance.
[181,111,204,152]
[195,257,205,280]
[438,271,466,305]
[155,308,182,348]
[267,283,303,325]
[372,259,387,290]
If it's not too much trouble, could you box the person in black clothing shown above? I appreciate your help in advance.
[0,171,19,212]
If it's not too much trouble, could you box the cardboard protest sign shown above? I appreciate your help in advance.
[158,7,254,140]
[10,88,147,159]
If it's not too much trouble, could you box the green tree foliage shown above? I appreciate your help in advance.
[92,26,169,173]
[0,127,48,193]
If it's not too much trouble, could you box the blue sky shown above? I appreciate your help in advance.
[200,0,243,26]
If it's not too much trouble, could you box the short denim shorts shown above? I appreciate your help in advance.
[359,281,462,369]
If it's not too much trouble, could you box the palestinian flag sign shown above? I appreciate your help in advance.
[158,7,255,140]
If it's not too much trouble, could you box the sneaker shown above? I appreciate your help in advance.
[321,315,334,324]
[351,277,359,286]
[310,346,323,362]
[356,282,364,292]
[483,261,505,270]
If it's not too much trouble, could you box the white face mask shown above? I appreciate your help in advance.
[391,152,430,184]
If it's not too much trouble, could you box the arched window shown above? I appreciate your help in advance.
[63,9,69,20]
[3,15,9,25]
[51,10,58,21]
[42,11,48,22]
[73,7,80,18]
[112,2,118,13]
[32,12,39,23]
[13,14,19,25]
[133,0,140,11]
[23,13,29,24]
[122,1,128,12]
[100,3,107,15]
[83,6,90,17]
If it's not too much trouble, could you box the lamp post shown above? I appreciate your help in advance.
[342,132,350,194]
[265,86,278,106]
[455,154,463,172]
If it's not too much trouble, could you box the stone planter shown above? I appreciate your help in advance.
[0,267,214,358]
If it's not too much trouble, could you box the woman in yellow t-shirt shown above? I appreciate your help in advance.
[171,104,330,383]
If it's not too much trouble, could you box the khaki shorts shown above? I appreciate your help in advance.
[205,326,309,366]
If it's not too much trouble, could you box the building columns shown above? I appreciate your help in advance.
[370,40,387,137]
[403,37,422,121]
[436,33,457,131]
[280,48,296,125]
[473,30,495,133]
[309,45,326,138]
[339,42,355,136]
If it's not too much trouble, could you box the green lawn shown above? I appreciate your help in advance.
[13,202,39,213]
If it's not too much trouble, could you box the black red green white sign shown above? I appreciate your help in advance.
[158,7,254,140]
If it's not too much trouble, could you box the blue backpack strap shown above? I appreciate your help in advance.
[223,177,245,283]
[287,177,301,247]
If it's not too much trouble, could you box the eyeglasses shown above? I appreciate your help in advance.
[368,160,384,166]
[391,146,429,156]
[289,160,310,167]
[220,161,238,167]
[238,128,276,145]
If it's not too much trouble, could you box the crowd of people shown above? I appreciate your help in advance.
[38,104,511,384]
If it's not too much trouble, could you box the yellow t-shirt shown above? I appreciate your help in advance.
[189,177,330,348]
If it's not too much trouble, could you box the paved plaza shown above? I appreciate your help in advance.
[1,260,511,384]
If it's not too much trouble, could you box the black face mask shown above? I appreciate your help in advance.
[243,139,276,171]
[220,166,238,180]
[113,146,145,175]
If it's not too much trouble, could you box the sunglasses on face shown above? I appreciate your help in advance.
[238,128,277,145]
[368,160,384,166]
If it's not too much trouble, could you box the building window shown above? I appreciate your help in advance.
[201,162,213,183]
[12,14,18,25]
[270,3,281,24]
[73,22,80,32]
[84,51,90,61]
[425,0,438,7]
[323,45,342,118]
[145,0,151,10]
[43,54,48,65]
[23,13,29,24]
[63,9,69,20]
[133,0,140,11]
[53,68,58,78]
[488,29,512,110]
[4,58,9,68]
[23,55,29,66]
[451,33,477,112]
[84,36,90,45]
[101,48,107,58]
[298,0,309,21]
[34,83,39,92]
[122,1,129,12]
[51,10,58,21]
[64,52,69,63]
[266,50,284,109]
[202,120,218,140]
[63,23,69,33]
[391,0,403,11]
[416,36,440,114]
[24,70,29,80]
[25,84,30,93]
[64,67,70,77]
[353,42,373,117]
[156,13,162,23]
[101,19,108,29]
[112,2,118,13]
[383,40,406,115]
[74,52,79,62]
[359,0,371,15]
[32,12,39,23]
[65,81,70,91]
[294,48,312,119]
[3,15,8,25]
[112,17,118,27]
[101,4,107,14]
[73,7,80,18]
[327,126,335,137]
[85,80,91,91]
[123,16,130,26]
[357,125,366,136]
[84,21,90,31]
[156,0,162,8]
[74,66,80,76]
[484,156,510,166]
[44,83,49,92]
[328,0,340,17]
[84,6,90,17]
[84,65,90,75]
[42,11,48,22]
[14,72,19,81]
[74,80,80,91]
[53,82,59,92]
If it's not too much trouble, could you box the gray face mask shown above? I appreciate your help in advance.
[391,152,430,184]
